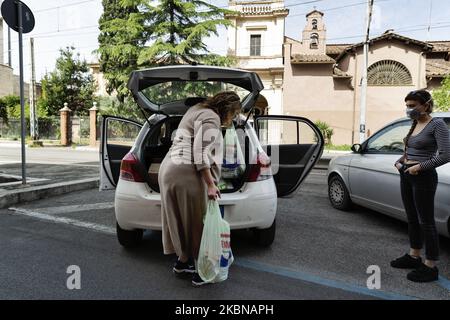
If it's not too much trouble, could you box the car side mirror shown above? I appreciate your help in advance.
[351,143,363,153]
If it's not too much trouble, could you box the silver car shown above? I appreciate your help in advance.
[327,112,450,237]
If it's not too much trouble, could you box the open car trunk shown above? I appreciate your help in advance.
[140,116,251,194]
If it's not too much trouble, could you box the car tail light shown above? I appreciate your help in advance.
[120,153,145,183]
[246,151,272,182]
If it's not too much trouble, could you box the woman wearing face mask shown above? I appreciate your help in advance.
[391,90,450,282]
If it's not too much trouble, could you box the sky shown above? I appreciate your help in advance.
[3,0,450,83]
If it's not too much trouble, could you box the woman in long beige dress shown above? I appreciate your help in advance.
[158,91,241,286]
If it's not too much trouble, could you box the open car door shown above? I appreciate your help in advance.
[100,116,142,190]
[254,115,324,197]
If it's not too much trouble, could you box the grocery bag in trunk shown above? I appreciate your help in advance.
[197,200,234,283]
[222,123,246,179]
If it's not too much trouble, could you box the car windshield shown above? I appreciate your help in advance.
[140,81,250,105]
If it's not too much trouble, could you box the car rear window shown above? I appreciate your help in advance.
[141,81,249,105]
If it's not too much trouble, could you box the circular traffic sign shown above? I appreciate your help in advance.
[1,0,35,34]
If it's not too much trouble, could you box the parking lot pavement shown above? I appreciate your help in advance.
[1,170,449,299]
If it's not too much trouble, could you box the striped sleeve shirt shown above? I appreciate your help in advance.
[403,118,450,170]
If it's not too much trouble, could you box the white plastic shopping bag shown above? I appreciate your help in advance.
[212,216,234,283]
[197,200,234,283]
[222,123,246,179]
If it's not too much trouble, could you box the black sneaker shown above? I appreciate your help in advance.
[390,254,422,269]
[173,259,195,274]
[407,263,439,283]
[192,273,208,287]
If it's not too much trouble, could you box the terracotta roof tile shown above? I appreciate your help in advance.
[326,44,350,55]
[426,58,450,77]
[291,54,335,64]
[333,67,352,78]
[429,41,450,52]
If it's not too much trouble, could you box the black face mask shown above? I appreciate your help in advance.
[405,98,432,119]
[406,108,424,120]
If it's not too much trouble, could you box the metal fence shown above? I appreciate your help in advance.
[0,117,60,140]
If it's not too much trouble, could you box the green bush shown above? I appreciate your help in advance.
[324,144,352,151]
[314,120,334,145]
[432,75,450,112]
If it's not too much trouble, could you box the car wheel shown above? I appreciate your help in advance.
[116,223,143,248]
[328,175,352,210]
[253,219,276,247]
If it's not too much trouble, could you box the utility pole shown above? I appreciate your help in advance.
[359,0,374,143]
[426,0,433,42]
[8,26,12,67]
[29,37,38,141]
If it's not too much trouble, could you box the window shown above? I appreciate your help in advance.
[141,81,250,105]
[366,121,412,153]
[310,33,319,49]
[367,60,413,86]
[312,19,318,30]
[250,34,261,56]
[257,119,317,145]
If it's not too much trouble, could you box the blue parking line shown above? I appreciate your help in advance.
[235,258,417,300]
[438,276,450,291]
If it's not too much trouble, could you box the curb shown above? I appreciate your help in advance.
[0,178,99,209]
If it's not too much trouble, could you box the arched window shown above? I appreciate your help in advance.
[312,19,318,30]
[310,33,319,49]
[367,60,413,86]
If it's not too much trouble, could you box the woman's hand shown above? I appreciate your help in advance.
[394,162,403,170]
[200,168,221,200]
[207,183,221,200]
[405,164,421,175]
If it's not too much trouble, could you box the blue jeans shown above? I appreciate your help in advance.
[399,167,439,261]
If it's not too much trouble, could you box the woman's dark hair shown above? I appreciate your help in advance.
[403,89,434,146]
[200,91,241,123]
[404,90,434,112]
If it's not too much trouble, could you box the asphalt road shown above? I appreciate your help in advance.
[0,144,98,165]
[1,170,449,300]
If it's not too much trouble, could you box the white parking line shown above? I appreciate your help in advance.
[0,161,99,167]
[7,205,450,297]
[24,202,115,215]
[8,207,115,235]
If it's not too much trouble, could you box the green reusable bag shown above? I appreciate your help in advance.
[198,200,234,283]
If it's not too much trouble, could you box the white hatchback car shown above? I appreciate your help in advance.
[99,65,324,248]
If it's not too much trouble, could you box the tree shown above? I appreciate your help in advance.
[98,96,143,123]
[97,0,235,105]
[137,0,234,66]
[39,46,97,116]
[0,95,20,123]
[432,74,450,112]
[314,120,334,145]
[97,0,146,103]
[2,95,47,120]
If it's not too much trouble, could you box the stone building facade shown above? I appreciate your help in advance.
[226,0,288,116]
[0,18,31,100]
[227,1,450,145]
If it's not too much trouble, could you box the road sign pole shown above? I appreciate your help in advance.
[18,1,27,184]
[2,2,35,179]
